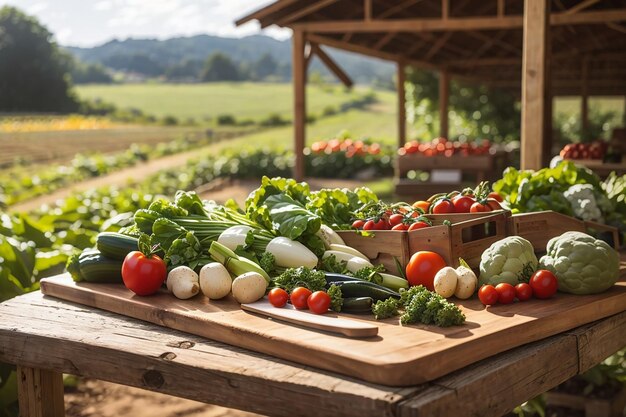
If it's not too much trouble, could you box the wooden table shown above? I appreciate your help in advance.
[1,291,625,417]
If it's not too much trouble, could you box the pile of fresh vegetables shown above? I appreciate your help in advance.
[559,141,607,160]
[398,137,493,157]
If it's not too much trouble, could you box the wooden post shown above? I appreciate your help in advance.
[521,0,551,170]
[581,58,589,138]
[439,70,450,139]
[293,30,306,181]
[397,61,406,148]
[17,366,65,417]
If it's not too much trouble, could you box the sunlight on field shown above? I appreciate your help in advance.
[0,115,116,133]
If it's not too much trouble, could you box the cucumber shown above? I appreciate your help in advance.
[342,297,373,314]
[328,280,400,301]
[96,232,138,260]
[67,250,124,283]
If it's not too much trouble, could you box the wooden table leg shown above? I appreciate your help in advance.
[17,366,65,417]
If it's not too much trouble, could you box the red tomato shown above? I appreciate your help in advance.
[268,288,289,307]
[389,213,404,227]
[529,270,558,299]
[478,285,498,306]
[307,291,331,314]
[408,221,429,231]
[452,195,474,213]
[515,283,533,302]
[405,251,447,290]
[392,223,408,231]
[373,219,389,230]
[495,283,516,304]
[488,192,503,202]
[290,287,312,309]
[486,198,502,211]
[122,251,167,296]
[362,220,375,231]
[470,202,490,213]
[351,219,365,229]
[432,199,455,214]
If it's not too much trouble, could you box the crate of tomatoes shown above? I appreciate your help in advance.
[335,183,509,273]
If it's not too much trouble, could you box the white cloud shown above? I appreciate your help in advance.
[26,1,48,14]
[94,1,112,11]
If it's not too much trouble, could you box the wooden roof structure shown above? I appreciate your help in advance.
[237,0,626,178]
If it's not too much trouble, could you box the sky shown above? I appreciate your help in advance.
[1,0,290,47]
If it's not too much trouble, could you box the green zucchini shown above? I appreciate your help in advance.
[342,297,374,314]
[329,280,400,301]
[67,250,123,283]
[96,232,138,260]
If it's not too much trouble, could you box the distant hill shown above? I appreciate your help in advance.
[65,34,394,84]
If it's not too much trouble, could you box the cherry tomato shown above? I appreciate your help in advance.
[452,195,474,213]
[488,192,503,202]
[268,288,289,308]
[405,251,447,290]
[373,219,389,230]
[351,219,365,229]
[389,213,404,227]
[432,198,455,214]
[478,285,498,306]
[290,287,312,309]
[486,198,502,211]
[515,283,533,302]
[122,251,167,296]
[495,283,516,304]
[362,220,375,231]
[307,291,331,314]
[529,270,558,299]
[412,200,430,213]
[408,221,429,231]
[470,202,490,213]
[392,223,408,231]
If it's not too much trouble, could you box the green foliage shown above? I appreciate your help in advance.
[201,52,240,82]
[327,284,343,312]
[273,267,326,293]
[371,298,399,320]
[70,58,113,84]
[217,114,237,125]
[0,6,78,112]
[554,106,620,143]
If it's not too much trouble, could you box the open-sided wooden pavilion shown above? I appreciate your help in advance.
[237,0,626,179]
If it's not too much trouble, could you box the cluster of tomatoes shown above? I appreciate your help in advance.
[309,138,382,158]
[414,190,504,215]
[559,141,607,160]
[268,287,331,314]
[478,270,558,306]
[398,137,492,157]
[351,207,432,232]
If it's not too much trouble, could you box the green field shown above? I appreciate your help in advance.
[77,82,382,123]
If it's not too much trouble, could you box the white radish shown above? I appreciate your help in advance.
[328,244,369,261]
[217,225,253,251]
[454,266,478,299]
[346,256,374,273]
[231,272,267,304]
[316,224,345,248]
[199,262,232,300]
[266,237,318,268]
[433,267,459,298]
[167,266,200,299]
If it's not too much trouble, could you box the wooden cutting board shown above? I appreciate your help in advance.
[40,274,626,386]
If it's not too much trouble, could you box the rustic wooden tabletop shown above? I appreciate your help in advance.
[1,290,625,417]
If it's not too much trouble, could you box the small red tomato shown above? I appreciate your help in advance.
[268,288,289,307]
[351,219,365,229]
[392,223,408,231]
[432,198,455,214]
[408,221,429,231]
[290,287,312,309]
[486,198,502,211]
[122,251,167,296]
[515,283,533,301]
[362,220,375,231]
[496,283,516,304]
[478,284,498,306]
[470,202,490,213]
[307,291,331,314]
[452,195,474,213]
[529,270,558,299]
[389,213,404,227]
[488,192,503,202]
[373,219,389,230]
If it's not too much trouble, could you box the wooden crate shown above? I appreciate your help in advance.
[336,211,509,273]
[507,211,621,253]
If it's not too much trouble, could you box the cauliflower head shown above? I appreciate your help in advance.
[539,231,619,294]
[479,236,538,286]
[563,184,604,223]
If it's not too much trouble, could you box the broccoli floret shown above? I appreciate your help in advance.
[274,267,326,292]
[371,298,399,320]
[327,284,343,312]
[259,252,276,275]
[400,287,465,327]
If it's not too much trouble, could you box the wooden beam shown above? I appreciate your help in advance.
[439,70,450,139]
[521,0,550,170]
[581,58,589,138]
[497,0,505,17]
[442,0,449,20]
[289,9,626,32]
[373,32,397,50]
[467,31,522,56]
[309,43,354,88]
[398,61,407,148]
[378,0,424,19]
[278,0,339,25]
[606,22,626,35]
[563,0,600,15]
[293,30,306,181]
[17,366,65,417]
[425,32,452,60]
[364,0,372,21]
[235,0,300,26]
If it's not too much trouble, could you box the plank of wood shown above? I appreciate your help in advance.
[241,300,378,338]
[40,274,626,386]
[17,366,65,417]
[293,30,306,181]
